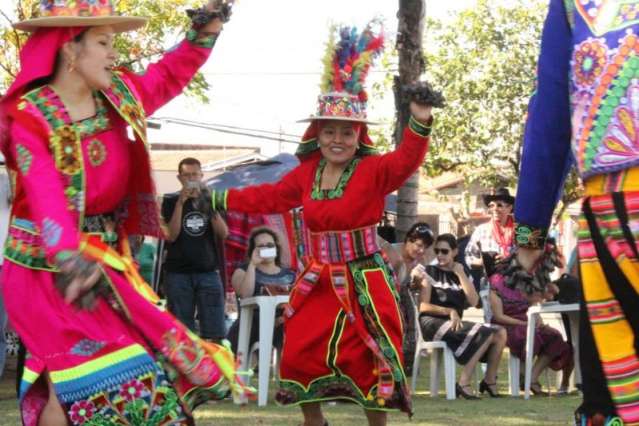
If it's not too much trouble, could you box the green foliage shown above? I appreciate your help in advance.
[0,0,210,101]
[423,0,546,190]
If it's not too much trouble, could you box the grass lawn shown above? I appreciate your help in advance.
[0,356,579,425]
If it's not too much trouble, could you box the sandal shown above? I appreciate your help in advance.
[479,379,501,398]
[530,382,549,396]
[456,383,480,400]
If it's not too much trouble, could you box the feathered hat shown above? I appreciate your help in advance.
[13,0,147,33]
[296,22,385,157]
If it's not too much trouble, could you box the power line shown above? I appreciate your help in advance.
[154,117,303,139]
[200,69,398,76]
[152,118,301,144]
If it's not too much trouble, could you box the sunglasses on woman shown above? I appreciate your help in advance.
[411,224,433,237]
[434,248,450,255]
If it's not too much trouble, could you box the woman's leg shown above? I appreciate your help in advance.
[38,374,67,426]
[301,402,326,426]
[531,353,552,384]
[364,409,387,426]
[483,327,507,385]
[459,336,492,386]
[560,357,574,390]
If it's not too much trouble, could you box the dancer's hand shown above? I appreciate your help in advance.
[409,101,432,124]
[517,247,543,273]
[55,254,102,305]
[202,0,224,33]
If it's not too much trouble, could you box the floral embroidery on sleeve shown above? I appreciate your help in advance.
[16,144,33,175]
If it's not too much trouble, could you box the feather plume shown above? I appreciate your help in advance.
[318,21,384,99]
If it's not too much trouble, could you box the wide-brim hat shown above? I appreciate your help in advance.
[297,92,379,125]
[483,187,515,207]
[13,1,147,33]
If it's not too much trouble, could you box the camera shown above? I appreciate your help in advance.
[186,181,200,190]
[259,247,277,259]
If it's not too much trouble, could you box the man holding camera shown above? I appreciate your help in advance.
[161,157,229,342]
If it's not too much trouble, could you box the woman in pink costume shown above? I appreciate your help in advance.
[0,1,247,425]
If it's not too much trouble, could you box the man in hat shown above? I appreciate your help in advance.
[465,187,516,281]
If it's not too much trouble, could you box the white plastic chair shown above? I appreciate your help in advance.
[237,295,289,406]
[411,302,457,400]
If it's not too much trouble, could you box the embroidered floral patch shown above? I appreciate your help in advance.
[41,218,62,248]
[70,339,106,357]
[119,378,146,402]
[51,125,82,175]
[87,139,107,167]
[65,370,185,425]
[68,400,96,425]
[16,144,33,175]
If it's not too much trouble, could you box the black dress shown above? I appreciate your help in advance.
[419,265,496,364]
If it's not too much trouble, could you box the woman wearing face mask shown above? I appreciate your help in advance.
[0,1,248,425]
[418,234,507,399]
[210,24,437,426]
[226,226,296,355]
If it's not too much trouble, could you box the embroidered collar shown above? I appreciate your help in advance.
[43,85,110,138]
[311,157,360,200]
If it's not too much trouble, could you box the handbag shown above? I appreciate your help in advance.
[555,273,581,304]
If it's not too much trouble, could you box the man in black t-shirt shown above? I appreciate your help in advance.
[161,157,228,342]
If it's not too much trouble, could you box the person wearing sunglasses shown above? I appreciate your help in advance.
[383,222,435,374]
[464,187,516,282]
[418,234,507,399]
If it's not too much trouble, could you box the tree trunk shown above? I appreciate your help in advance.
[394,0,426,241]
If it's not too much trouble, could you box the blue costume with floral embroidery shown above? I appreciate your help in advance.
[514,1,639,424]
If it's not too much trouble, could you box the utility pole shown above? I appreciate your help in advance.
[394,0,426,241]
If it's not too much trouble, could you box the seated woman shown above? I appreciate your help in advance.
[226,226,296,357]
[418,233,507,399]
[383,222,434,373]
[489,273,574,395]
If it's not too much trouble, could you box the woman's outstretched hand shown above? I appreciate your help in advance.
[409,101,432,124]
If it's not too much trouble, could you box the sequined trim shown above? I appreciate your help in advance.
[16,144,32,175]
[186,29,219,49]
[311,157,360,200]
[514,223,547,249]
[211,189,228,211]
[408,115,432,138]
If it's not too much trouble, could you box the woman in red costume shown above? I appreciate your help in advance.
[211,24,436,426]
[0,1,249,425]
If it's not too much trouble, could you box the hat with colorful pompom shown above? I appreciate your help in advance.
[296,22,385,156]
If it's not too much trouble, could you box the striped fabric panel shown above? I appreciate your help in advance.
[579,186,639,425]
[308,225,380,264]
[433,321,452,342]
[588,299,626,324]
[454,323,482,358]
[603,355,639,423]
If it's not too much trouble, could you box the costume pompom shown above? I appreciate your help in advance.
[318,21,384,99]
